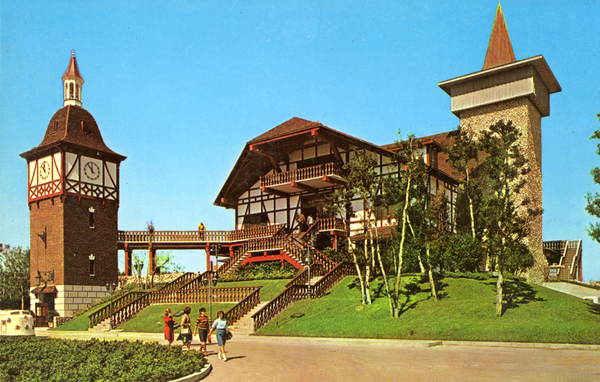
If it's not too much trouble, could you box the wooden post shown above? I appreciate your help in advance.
[124,244,133,276]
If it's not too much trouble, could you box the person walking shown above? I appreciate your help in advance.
[193,307,209,356]
[208,310,230,361]
[179,306,193,351]
[163,308,176,346]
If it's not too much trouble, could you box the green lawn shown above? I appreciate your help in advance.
[118,303,236,333]
[55,279,289,331]
[255,276,600,344]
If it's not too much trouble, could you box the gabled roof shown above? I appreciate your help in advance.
[248,117,322,145]
[214,117,395,208]
[483,4,516,70]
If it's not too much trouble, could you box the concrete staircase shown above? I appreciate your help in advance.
[230,302,269,335]
[90,318,112,331]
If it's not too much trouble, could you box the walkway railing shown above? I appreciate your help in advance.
[261,162,344,188]
[252,262,356,331]
[118,224,286,244]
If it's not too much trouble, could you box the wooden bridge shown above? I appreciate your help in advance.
[118,218,346,276]
[118,224,286,276]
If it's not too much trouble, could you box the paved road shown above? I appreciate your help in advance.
[39,329,600,382]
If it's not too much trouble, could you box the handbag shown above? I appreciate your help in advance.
[226,331,233,340]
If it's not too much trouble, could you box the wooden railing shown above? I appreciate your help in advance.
[285,267,309,288]
[251,285,307,331]
[302,217,347,239]
[107,286,260,327]
[219,243,250,274]
[118,224,286,244]
[224,286,261,326]
[261,162,344,188]
[88,291,146,328]
[160,272,199,291]
[252,262,356,331]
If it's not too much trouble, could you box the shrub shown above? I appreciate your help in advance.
[220,261,298,281]
[0,337,205,382]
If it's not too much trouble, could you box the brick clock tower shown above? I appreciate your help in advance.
[439,5,561,283]
[20,51,126,318]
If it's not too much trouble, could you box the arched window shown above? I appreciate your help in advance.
[69,83,74,99]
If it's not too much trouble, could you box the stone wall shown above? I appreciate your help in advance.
[459,97,547,284]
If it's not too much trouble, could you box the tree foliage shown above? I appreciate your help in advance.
[0,245,30,310]
[585,113,600,244]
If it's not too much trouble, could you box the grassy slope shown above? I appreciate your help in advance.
[55,279,289,331]
[255,276,600,344]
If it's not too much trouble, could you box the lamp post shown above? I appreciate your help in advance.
[105,282,116,330]
[303,233,314,300]
[202,244,220,323]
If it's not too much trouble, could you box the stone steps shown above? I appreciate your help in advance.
[229,302,269,335]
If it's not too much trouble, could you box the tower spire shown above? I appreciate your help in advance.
[62,50,84,107]
[483,4,516,70]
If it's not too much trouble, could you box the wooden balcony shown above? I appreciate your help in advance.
[261,162,346,196]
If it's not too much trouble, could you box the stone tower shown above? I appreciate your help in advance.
[20,51,126,318]
[438,5,561,283]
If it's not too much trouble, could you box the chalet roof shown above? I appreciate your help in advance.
[248,117,322,145]
[215,117,395,208]
[483,4,516,70]
[20,105,125,161]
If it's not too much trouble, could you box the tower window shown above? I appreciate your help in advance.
[69,83,74,99]
[89,207,95,228]
[89,254,96,276]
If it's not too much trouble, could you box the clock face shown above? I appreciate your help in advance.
[39,160,51,180]
[83,161,100,181]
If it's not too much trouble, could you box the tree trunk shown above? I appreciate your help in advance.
[394,176,412,317]
[426,244,438,301]
[495,269,504,317]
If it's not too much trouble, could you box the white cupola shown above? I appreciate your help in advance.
[62,50,84,107]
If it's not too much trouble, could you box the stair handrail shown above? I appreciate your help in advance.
[224,286,262,326]
[285,267,310,288]
[252,262,356,331]
[570,240,582,279]
[88,290,146,328]
[251,285,307,332]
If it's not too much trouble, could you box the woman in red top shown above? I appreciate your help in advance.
[163,308,176,345]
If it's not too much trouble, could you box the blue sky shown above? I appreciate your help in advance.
[1,1,600,281]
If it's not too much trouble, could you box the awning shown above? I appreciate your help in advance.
[31,285,57,294]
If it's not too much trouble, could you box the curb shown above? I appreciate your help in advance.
[169,361,212,382]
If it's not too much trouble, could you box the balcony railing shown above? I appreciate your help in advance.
[261,162,343,188]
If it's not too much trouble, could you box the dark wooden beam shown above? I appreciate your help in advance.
[290,181,318,194]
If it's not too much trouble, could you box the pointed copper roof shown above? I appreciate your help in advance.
[483,4,516,70]
[62,50,84,82]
